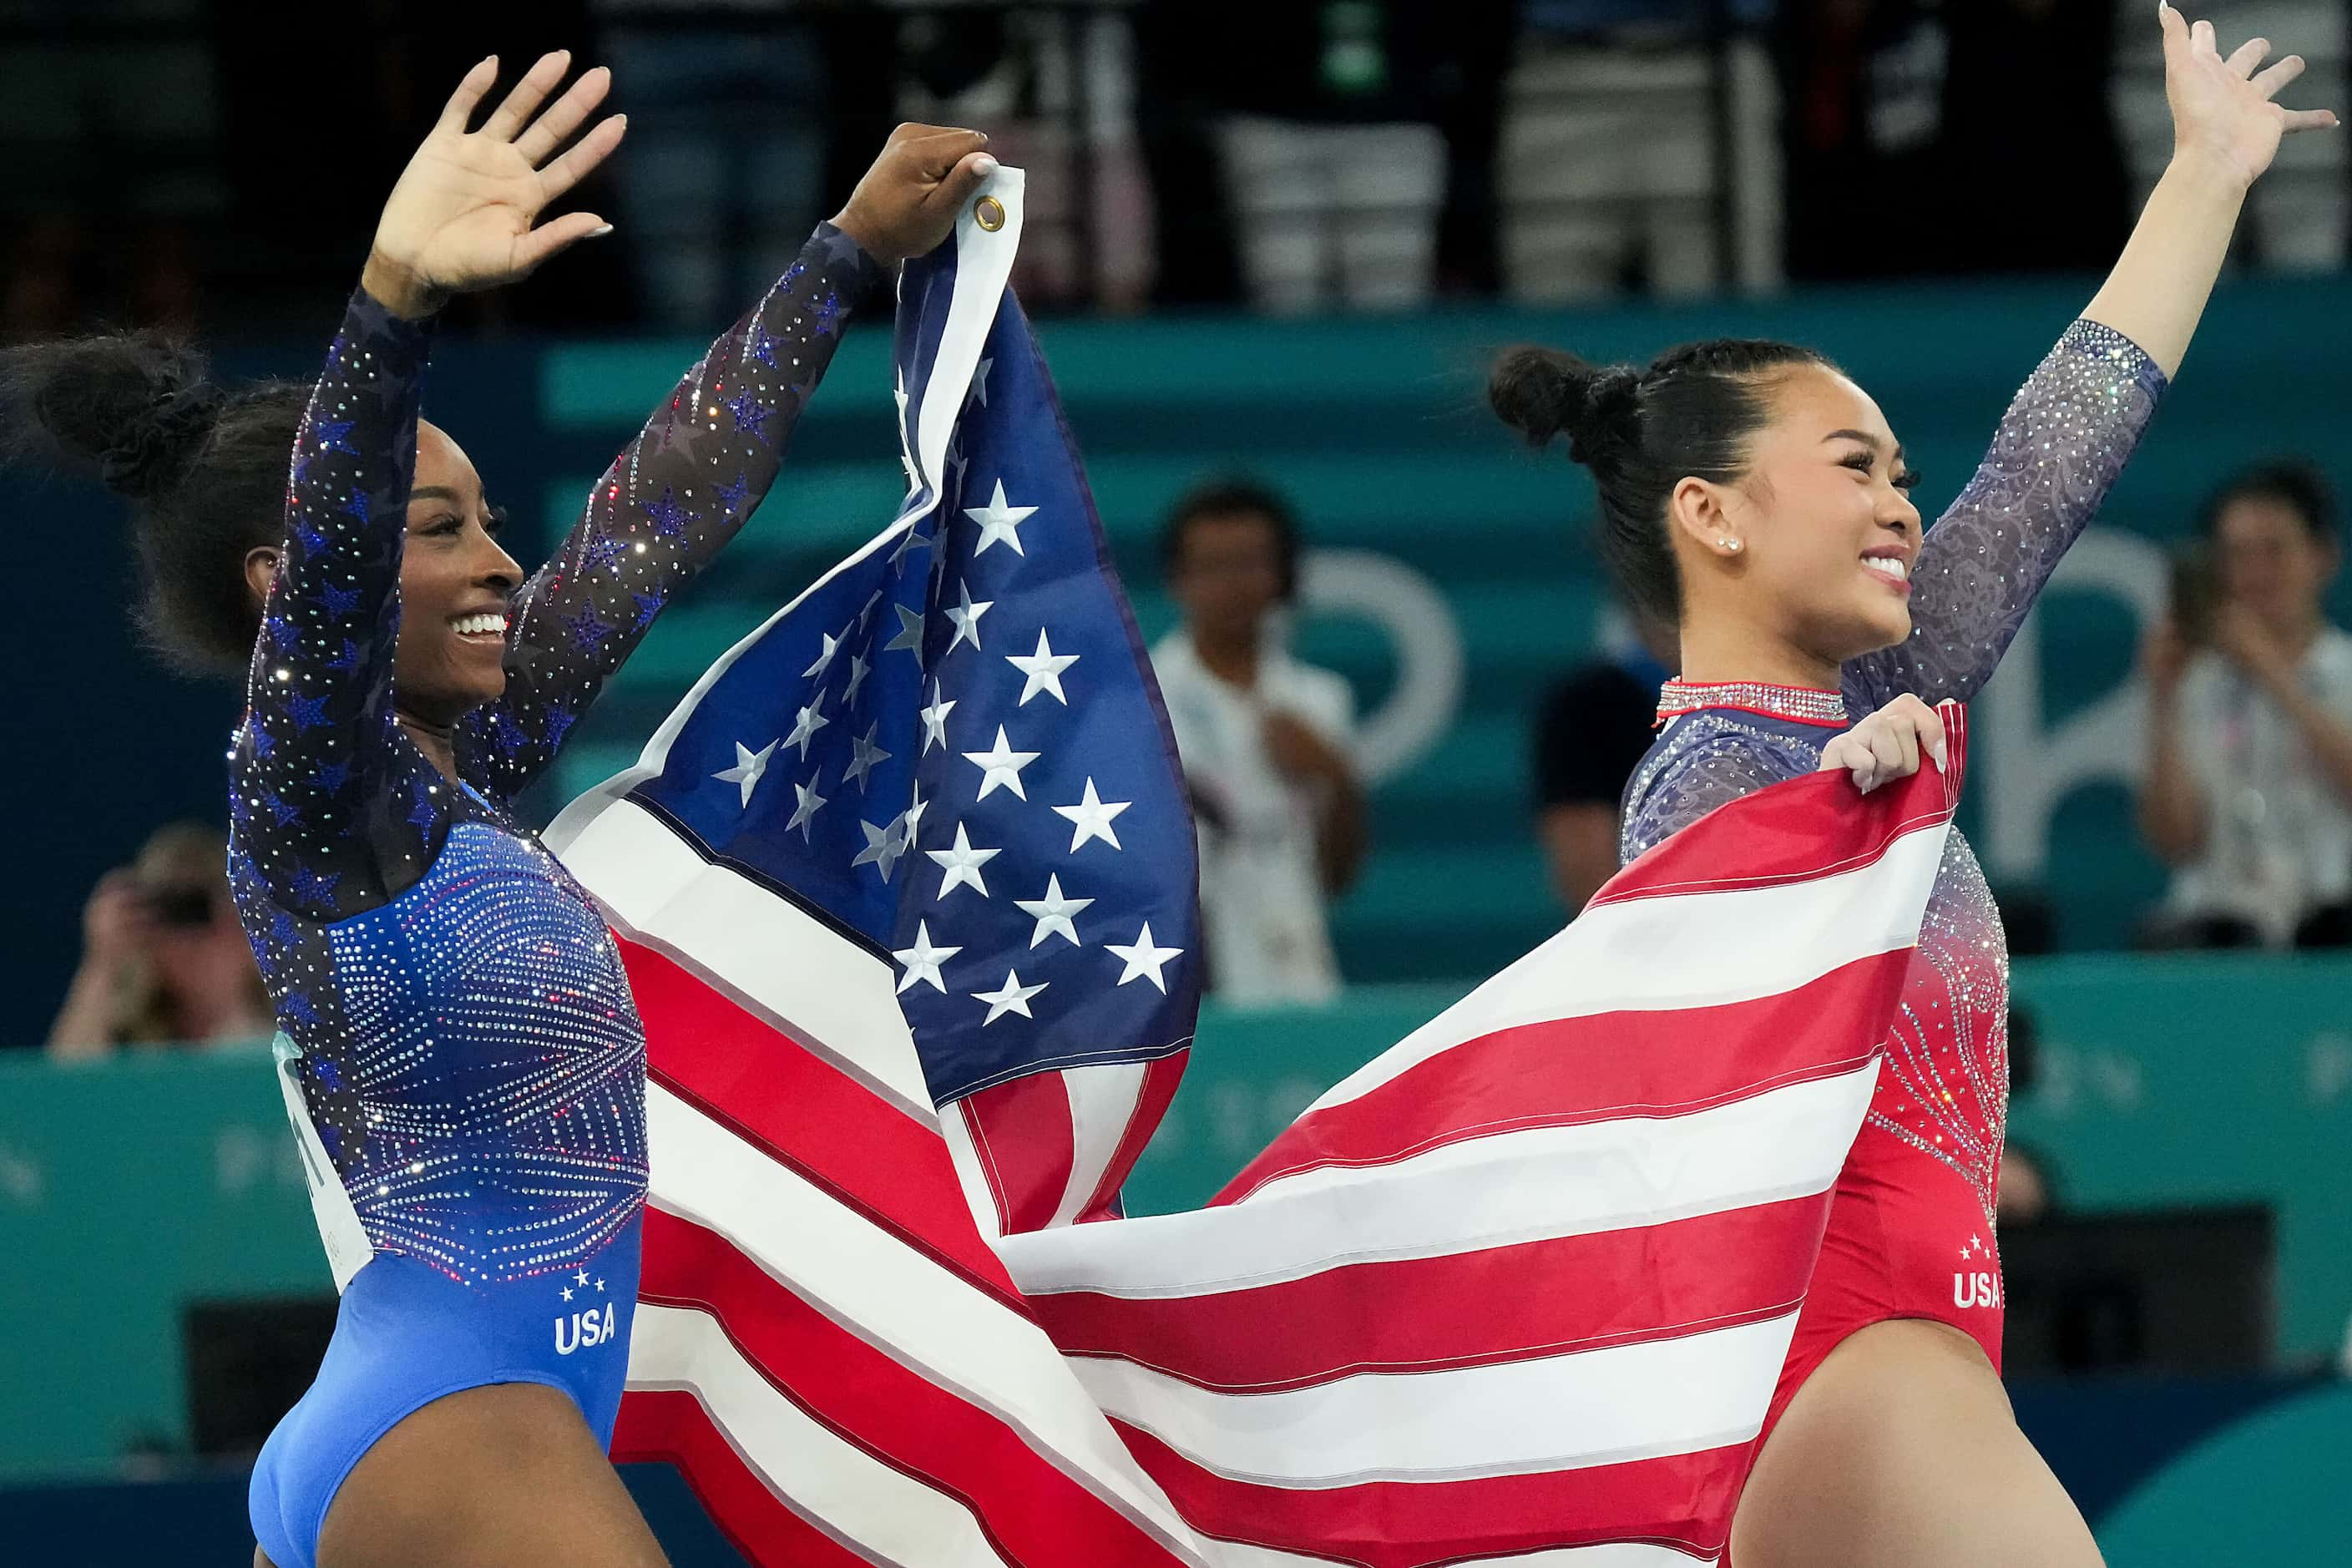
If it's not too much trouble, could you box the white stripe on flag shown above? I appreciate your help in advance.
[641,1083,1210,1560]
[1311,820,1947,1113]
[630,1302,1013,1568]
[1070,1313,1796,1485]
[998,1062,1878,1299]
[563,797,938,1120]
[1051,1060,1151,1227]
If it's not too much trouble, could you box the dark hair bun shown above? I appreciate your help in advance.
[1488,345,1640,467]
[0,331,225,499]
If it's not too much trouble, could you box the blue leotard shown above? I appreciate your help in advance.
[231,225,883,1568]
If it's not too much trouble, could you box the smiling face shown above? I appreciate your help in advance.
[1702,364,1925,667]
[392,421,523,724]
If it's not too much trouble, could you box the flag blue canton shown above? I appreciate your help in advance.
[628,237,1201,1105]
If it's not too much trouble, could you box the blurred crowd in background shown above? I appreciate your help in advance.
[5,0,2347,340]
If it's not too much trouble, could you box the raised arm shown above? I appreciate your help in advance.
[229,290,435,922]
[230,51,630,916]
[460,124,996,797]
[1846,8,2332,715]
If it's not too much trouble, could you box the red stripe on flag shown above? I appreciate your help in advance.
[1220,950,1905,1203]
[1080,1050,1189,1223]
[1109,1418,1735,1568]
[1596,746,1958,908]
[1029,1196,1825,1394]
[633,1208,1184,1567]
[613,933,1023,1302]
[960,1070,1080,1236]
[614,1391,875,1568]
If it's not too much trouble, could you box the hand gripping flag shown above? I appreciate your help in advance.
[547,168,1970,1568]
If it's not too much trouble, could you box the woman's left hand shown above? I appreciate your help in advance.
[2159,3,2338,191]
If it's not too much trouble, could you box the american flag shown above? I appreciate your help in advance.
[547,171,1967,1567]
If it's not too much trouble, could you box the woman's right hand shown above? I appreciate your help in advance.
[362,51,628,318]
[1818,694,1948,795]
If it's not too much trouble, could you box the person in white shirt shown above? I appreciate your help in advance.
[1150,479,1367,1004]
[2142,460,2352,947]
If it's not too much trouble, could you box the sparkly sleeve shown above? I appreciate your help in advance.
[455,223,888,797]
[1844,320,2167,716]
[1618,730,1798,865]
[228,290,443,922]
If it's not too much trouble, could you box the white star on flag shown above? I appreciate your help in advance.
[786,779,827,841]
[964,479,1039,558]
[969,356,993,407]
[1052,777,1130,852]
[928,822,1000,899]
[973,969,1048,1025]
[1005,629,1079,706]
[1105,923,1184,994]
[887,602,926,655]
[893,920,961,994]
[852,816,906,881]
[964,726,1041,801]
[842,653,872,706]
[712,739,778,809]
[903,785,931,843]
[1014,873,1094,949]
[783,693,832,760]
[844,723,891,791]
[944,580,993,653]
[919,683,956,755]
[802,632,840,680]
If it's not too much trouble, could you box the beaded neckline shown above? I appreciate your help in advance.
[1656,677,1850,728]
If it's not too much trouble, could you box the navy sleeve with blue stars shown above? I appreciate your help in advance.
[454,223,887,797]
[230,288,444,924]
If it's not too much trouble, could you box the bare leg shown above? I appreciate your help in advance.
[316,1383,670,1568]
[1731,1319,2104,1568]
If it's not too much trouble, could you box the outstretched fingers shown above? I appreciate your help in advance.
[536,112,628,203]
[515,64,613,167]
[482,49,572,143]
[436,56,499,134]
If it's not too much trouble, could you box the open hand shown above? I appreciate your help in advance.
[2159,4,2339,191]
[831,124,999,265]
[363,51,628,317]
[1818,693,1947,795]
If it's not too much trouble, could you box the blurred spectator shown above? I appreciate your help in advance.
[593,1,840,331]
[1774,0,2128,284]
[1151,478,1366,1005]
[1533,601,1676,915]
[1145,2,1479,312]
[48,822,269,1060]
[2140,461,2352,948]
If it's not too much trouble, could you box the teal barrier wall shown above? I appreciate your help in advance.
[3,954,2344,1481]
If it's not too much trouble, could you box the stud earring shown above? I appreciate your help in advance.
[1719,538,1741,552]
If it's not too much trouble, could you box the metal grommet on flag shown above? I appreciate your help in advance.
[974,195,1006,232]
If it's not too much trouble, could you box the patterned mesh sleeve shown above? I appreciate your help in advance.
[1618,727,1804,865]
[228,291,443,922]
[1844,318,2167,717]
[456,223,888,798]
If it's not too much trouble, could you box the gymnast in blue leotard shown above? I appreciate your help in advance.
[3,51,994,1568]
